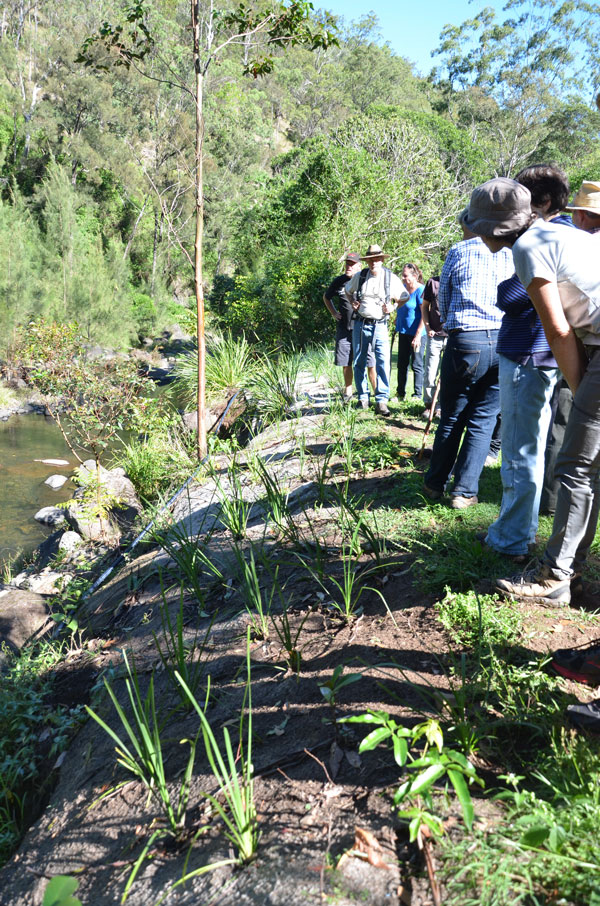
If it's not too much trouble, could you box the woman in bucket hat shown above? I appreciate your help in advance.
[463,175,600,732]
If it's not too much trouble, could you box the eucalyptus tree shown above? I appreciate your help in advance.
[79,0,336,458]
[431,0,600,174]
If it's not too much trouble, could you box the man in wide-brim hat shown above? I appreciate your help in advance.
[344,243,408,416]
[565,180,600,233]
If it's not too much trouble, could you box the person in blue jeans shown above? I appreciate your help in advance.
[423,226,513,508]
[395,263,425,400]
[483,165,572,560]
[345,244,409,416]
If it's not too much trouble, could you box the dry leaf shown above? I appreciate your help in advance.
[354,826,392,870]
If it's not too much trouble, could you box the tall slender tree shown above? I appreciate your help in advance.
[79,0,336,457]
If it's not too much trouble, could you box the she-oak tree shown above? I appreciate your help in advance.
[78,0,336,457]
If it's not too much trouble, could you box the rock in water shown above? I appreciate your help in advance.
[45,474,68,489]
[34,506,66,526]
[34,458,70,466]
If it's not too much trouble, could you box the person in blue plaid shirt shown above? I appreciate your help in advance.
[423,224,513,508]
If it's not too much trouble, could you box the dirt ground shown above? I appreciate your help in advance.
[2,405,599,906]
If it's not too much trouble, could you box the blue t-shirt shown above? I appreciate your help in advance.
[395,285,424,336]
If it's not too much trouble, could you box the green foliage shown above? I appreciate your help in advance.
[172,329,258,407]
[176,631,258,865]
[436,588,522,650]
[86,652,197,839]
[343,713,483,835]
[12,319,152,467]
[42,876,82,906]
[0,643,83,866]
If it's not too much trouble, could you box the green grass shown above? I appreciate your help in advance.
[436,588,522,649]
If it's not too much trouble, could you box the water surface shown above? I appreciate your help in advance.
[0,414,78,569]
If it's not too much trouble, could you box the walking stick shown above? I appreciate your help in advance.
[417,374,441,460]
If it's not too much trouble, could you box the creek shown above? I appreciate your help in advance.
[1,413,80,570]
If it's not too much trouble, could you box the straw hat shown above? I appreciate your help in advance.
[565,181,600,213]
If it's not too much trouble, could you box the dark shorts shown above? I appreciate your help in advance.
[335,327,375,367]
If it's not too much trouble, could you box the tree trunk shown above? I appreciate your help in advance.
[192,0,206,459]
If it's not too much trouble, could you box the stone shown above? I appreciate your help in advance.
[34,506,66,526]
[34,458,70,466]
[58,531,83,554]
[45,474,69,490]
[25,569,73,595]
[0,587,50,657]
[65,460,142,545]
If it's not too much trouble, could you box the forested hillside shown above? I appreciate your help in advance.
[2,0,600,349]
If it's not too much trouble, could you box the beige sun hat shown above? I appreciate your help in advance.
[361,243,389,260]
[565,181,600,212]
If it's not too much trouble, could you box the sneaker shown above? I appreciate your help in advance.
[374,401,390,417]
[342,393,354,405]
[423,408,431,419]
[566,697,600,733]
[434,409,441,419]
[550,640,600,685]
[423,483,442,501]
[357,399,369,411]
[449,495,478,509]
[484,455,498,467]
[495,562,571,606]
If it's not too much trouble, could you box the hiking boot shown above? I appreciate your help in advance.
[375,401,390,417]
[566,697,600,733]
[449,494,478,509]
[550,640,600,685]
[423,483,442,501]
[495,561,571,606]
[357,398,369,411]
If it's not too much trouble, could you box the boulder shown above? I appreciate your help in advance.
[45,474,68,490]
[66,460,142,545]
[25,569,73,595]
[0,587,50,659]
[34,506,66,527]
[59,531,83,554]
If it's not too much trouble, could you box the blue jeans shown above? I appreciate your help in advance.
[486,355,558,555]
[353,319,390,402]
[425,329,500,498]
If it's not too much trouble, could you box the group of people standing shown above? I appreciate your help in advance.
[323,168,600,732]
[323,247,443,417]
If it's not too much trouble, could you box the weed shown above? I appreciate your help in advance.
[232,545,278,640]
[176,630,259,864]
[152,580,215,711]
[319,665,363,718]
[172,329,257,406]
[435,587,522,651]
[271,599,310,672]
[248,454,301,543]
[151,516,223,608]
[87,652,197,839]
[214,460,254,541]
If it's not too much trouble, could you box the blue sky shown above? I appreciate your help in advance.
[318,0,498,75]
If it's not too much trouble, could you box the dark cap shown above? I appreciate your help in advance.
[345,252,360,263]
[461,178,532,238]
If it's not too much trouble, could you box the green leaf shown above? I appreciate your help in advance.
[340,710,389,725]
[520,825,551,847]
[358,726,392,752]
[43,876,81,906]
[447,768,474,831]
[395,764,446,803]
[392,734,408,767]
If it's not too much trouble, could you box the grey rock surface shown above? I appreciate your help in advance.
[45,474,69,489]
[0,586,50,657]
[34,506,66,526]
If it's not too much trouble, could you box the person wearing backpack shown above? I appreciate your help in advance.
[344,244,409,416]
